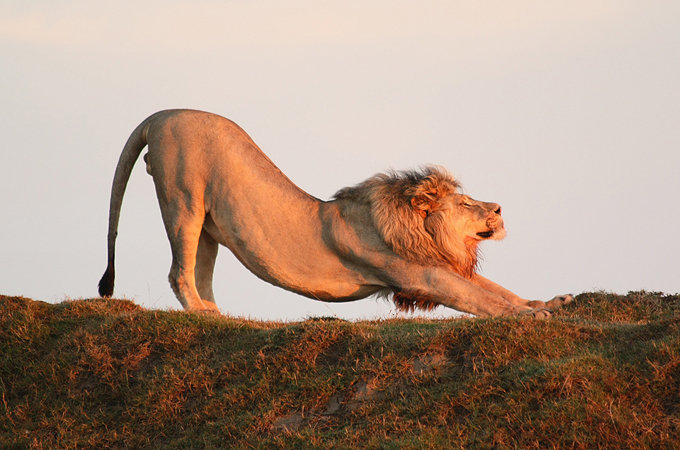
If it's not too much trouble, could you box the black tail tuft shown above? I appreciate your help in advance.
[98,266,115,297]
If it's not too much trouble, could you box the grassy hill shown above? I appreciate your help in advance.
[2,292,679,448]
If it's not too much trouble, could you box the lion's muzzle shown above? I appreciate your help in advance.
[479,213,506,240]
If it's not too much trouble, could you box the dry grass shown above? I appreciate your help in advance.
[1,291,679,448]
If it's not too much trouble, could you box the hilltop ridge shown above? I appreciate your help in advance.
[1,292,679,447]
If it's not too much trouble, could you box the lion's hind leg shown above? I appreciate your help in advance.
[195,227,219,310]
[160,203,219,313]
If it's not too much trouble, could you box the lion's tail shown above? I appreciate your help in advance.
[98,114,156,297]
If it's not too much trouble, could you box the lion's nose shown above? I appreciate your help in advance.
[492,204,502,215]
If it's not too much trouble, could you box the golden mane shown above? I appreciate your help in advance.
[334,167,481,312]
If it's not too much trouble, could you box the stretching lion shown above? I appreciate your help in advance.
[98,109,572,317]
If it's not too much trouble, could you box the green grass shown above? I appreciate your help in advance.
[2,292,679,448]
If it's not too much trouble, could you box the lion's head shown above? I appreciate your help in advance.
[334,167,505,311]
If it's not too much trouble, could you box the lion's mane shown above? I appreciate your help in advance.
[334,167,481,312]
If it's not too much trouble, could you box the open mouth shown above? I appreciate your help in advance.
[476,231,494,239]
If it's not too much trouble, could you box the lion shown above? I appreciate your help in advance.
[98,109,572,317]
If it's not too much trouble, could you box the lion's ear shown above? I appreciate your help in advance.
[409,189,440,216]
[405,170,455,217]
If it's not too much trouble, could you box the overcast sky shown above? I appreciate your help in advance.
[1,1,679,320]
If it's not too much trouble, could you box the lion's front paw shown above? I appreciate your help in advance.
[546,294,574,310]
[520,308,553,319]
[531,308,553,319]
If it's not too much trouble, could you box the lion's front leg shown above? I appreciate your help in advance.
[470,275,573,314]
[470,274,533,310]
[544,294,575,309]
[382,263,525,317]
[525,294,574,311]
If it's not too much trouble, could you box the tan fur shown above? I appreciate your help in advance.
[99,109,573,317]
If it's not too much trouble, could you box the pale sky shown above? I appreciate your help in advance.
[1,1,679,320]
